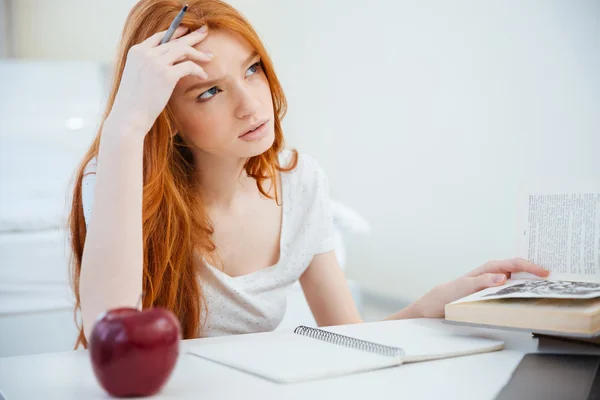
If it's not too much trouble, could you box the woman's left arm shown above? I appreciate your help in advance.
[299,251,364,326]
[300,253,549,326]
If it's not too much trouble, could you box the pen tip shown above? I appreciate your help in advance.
[183,4,188,11]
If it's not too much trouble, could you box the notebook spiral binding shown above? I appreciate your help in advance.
[293,326,405,359]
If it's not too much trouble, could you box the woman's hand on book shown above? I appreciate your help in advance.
[413,258,549,318]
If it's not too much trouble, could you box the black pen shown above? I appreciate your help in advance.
[160,4,189,45]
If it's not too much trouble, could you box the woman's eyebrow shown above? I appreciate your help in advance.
[184,78,222,94]
[183,51,260,95]
[242,50,259,67]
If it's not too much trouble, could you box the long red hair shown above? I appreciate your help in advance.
[69,0,297,348]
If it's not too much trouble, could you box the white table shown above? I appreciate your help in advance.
[1,318,598,400]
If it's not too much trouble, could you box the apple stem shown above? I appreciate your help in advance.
[136,291,145,310]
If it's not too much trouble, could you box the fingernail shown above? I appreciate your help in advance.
[493,275,506,283]
[205,52,214,59]
[198,25,208,33]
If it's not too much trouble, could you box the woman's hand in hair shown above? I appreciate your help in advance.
[107,25,212,136]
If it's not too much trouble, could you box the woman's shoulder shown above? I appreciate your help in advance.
[278,149,329,200]
[279,148,328,182]
[278,149,334,253]
[279,149,327,179]
[83,156,98,175]
[81,156,98,226]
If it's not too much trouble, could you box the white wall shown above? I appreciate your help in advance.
[9,0,600,302]
[10,0,137,61]
[0,0,9,57]
[229,0,600,300]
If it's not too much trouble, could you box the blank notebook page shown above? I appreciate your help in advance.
[187,320,503,383]
[187,332,403,383]
[323,319,505,362]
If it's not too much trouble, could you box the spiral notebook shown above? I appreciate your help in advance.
[187,320,504,383]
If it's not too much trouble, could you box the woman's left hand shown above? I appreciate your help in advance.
[413,258,550,318]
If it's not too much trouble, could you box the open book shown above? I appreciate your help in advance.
[187,319,503,383]
[446,180,600,338]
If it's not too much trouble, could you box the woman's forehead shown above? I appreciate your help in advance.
[193,29,254,60]
[174,29,258,93]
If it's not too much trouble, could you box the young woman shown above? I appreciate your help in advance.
[69,0,549,348]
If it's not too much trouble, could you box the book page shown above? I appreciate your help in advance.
[450,278,600,304]
[514,180,600,283]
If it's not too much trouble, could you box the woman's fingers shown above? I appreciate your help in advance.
[173,26,209,47]
[160,43,213,65]
[169,60,209,81]
[143,26,190,48]
[151,26,209,58]
[462,274,505,293]
[466,258,550,278]
[509,258,550,277]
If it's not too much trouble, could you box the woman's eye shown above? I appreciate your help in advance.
[245,61,262,77]
[197,87,220,101]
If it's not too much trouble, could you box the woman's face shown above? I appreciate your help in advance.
[170,29,275,159]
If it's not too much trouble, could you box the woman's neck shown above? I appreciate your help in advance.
[192,151,255,209]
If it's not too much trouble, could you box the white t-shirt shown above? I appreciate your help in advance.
[81,149,335,337]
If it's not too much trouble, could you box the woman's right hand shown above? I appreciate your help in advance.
[107,25,212,136]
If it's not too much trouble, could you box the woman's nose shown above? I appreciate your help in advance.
[234,87,261,119]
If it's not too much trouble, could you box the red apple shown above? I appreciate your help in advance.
[89,306,182,398]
